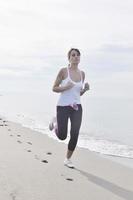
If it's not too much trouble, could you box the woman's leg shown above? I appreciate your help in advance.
[56,106,69,140]
[67,105,82,159]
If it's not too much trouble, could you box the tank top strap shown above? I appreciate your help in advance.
[80,70,83,83]
[67,66,70,79]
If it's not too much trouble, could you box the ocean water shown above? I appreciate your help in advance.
[0,73,133,168]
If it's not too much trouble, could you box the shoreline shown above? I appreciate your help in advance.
[1,114,133,170]
[0,116,133,199]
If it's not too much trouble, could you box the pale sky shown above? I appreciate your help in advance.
[0,0,133,79]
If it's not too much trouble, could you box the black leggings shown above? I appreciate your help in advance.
[56,105,82,151]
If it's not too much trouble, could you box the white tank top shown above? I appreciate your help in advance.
[57,67,83,106]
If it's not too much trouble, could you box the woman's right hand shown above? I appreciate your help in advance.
[53,68,74,93]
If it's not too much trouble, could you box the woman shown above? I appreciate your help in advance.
[49,48,89,168]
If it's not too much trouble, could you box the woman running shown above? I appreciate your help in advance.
[49,48,89,168]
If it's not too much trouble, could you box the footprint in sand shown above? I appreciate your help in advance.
[61,174,74,182]
[10,192,16,200]
[10,134,13,137]
[17,134,21,137]
[3,120,8,123]
[66,178,74,181]
[8,129,11,131]
[27,142,32,145]
[17,140,22,144]
[27,150,32,152]
[41,159,48,163]
[46,152,52,155]
[34,155,48,163]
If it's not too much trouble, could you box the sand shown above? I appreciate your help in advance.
[0,117,133,200]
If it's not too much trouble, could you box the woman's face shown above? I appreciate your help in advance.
[69,50,80,65]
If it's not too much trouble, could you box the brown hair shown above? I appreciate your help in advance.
[67,48,81,60]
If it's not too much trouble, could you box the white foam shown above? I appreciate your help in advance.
[78,135,133,159]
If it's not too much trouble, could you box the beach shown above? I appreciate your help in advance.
[0,0,133,199]
[0,117,133,200]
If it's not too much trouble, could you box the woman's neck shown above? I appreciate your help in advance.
[69,63,78,70]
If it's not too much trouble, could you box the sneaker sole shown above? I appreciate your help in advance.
[64,164,75,169]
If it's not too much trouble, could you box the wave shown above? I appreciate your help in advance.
[78,135,133,159]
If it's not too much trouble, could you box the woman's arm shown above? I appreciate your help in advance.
[80,71,90,96]
[52,68,74,93]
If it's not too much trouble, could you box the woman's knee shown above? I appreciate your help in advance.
[58,134,67,140]
[57,128,67,140]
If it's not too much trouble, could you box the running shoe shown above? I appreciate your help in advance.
[49,117,58,136]
[64,158,74,168]
[49,117,56,131]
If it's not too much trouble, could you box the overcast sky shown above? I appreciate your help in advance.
[0,0,133,78]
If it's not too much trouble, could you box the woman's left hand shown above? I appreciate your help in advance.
[84,82,90,91]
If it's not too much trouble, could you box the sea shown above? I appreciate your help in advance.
[0,65,133,169]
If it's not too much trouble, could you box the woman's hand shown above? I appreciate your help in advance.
[53,80,74,93]
[84,82,90,91]
[80,82,90,96]
[53,68,75,93]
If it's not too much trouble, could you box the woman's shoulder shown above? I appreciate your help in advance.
[59,67,67,75]
[58,67,68,79]
[60,67,67,72]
